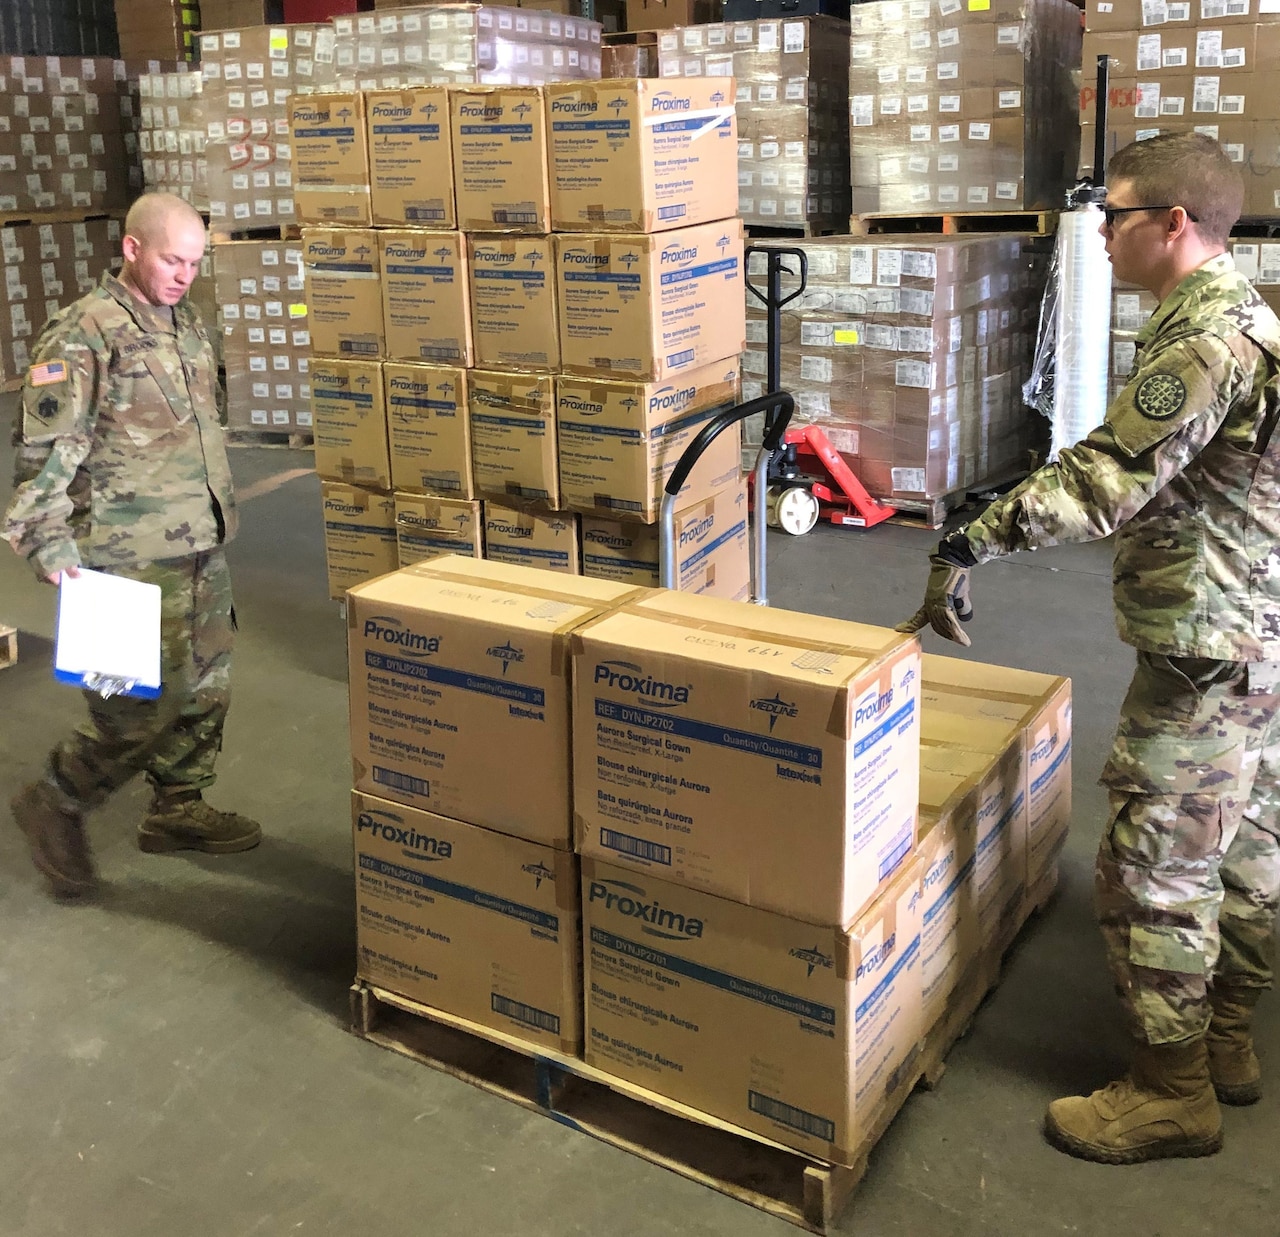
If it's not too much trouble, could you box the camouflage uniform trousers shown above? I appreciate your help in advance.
[1097,650,1280,1045]
[49,548,234,807]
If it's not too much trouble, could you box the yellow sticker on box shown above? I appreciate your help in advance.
[834,329,860,345]
[289,303,308,318]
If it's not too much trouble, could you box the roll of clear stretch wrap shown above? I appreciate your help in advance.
[1052,204,1112,458]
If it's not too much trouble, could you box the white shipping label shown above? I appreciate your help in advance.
[937,61,959,80]
[1137,33,1162,69]
[996,181,1019,200]
[783,21,805,52]
[969,122,991,140]
[1161,94,1187,114]
[939,94,961,112]
[1193,76,1221,111]
[911,124,932,142]
[939,124,961,142]
[901,250,936,277]
[800,356,833,383]
[967,185,991,205]
[863,324,896,349]
[908,94,930,112]
[877,249,903,286]
[892,467,927,491]
[998,90,1022,108]
[849,246,874,285]
[881,95,903,115]
[937,26,960,46]
[800,322,834,347]
[1197,30,1223,65]
[897,326,933,352]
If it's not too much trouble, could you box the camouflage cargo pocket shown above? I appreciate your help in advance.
[1101,732,1243,796]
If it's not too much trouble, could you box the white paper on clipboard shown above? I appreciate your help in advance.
[54,569,162,699]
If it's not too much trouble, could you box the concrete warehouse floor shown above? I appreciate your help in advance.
[1,390,1275,1237]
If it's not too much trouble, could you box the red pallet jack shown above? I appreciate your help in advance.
[746,246,895,536]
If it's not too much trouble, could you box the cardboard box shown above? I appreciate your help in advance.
[555,221,746,381]
[914,815,980,1034]
[301,227,384,358]
[450,85,551,232]
[922,654,1073,896]
[555,362,741,520]
[289,91,371,225]
[394,492,484,566]
[624,0,719,31]
[580,481,750,599]
[384,362,474,498]
[484,504,581,574]
[353,791,581,1054]
[469,369,560,507]
[583,856,923,1163]
[467,234,559,372]
[572,591,921,925]
[346,556,643,846]
[321,481,398,601]
[380,229,473,366]
[546,78,738,233]
[310,357,392,490]
[365,87,456,228]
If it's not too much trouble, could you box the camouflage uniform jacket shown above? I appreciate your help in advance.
[4,272,237,577]
[965,254,1280,660]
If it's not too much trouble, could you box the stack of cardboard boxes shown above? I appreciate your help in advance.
[739,234,1045,510]
[114,0,201,62]
[296,78,752,600]
[655,16,852,233]
[848,0,1081,216]
[312,3,605,92]
[344,555,1072,1164]
[139,69,209,210]
[1077,5,1280,216]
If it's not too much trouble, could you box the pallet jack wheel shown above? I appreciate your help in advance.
[765,485,820,536]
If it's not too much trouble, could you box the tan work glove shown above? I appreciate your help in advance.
[896,534,976,647]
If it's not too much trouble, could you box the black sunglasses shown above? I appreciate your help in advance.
[1103,203,1200,227]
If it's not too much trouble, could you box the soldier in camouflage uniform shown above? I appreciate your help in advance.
[4,192,260,900]
[901,134,1280,1163]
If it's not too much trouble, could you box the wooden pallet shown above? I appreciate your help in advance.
[0,207,124,229]
[850,210,1059,237]
[1230,217,1280,239]
[349,864,1058,1233]
[746,222,849,240]
[885,469,1032,530]
[0,625,16,671]
[226,427,314,448]
[209,222,303,245]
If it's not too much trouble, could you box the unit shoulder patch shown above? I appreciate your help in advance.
[1134,372,1187,421]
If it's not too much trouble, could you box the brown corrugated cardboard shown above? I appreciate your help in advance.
[546,78,738,232]
[289,91,371,225]
[923,654,1072,896]
[450,85,551,232]
[469,369,560,507]
[353,791,582,1054]
[484,504,581,574]
[579,481,750,599]
[555,362,741,521]
[346,556,643,846]
[321,480,398,601]
[624,0,719,31]
[366,87,456,228]
[310,357,392,490]
[467,234,559,372]
[914,816,979,1034]
[394,492,484,566]
[384,362,474,498]
[555,220,746,381]
[380,230,473,366]
[301,227,384,358]
[572,591,921,925]
[582,856,923,1163]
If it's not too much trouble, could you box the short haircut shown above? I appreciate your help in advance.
[1107,132,1243,245]
[123,191,206,246]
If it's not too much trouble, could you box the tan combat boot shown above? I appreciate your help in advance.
[139,792,262,854]
[1044,1038,1223,1164]
[10,780,98,899]
[1206,985,1262,1106]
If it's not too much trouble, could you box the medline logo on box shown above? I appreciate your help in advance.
[750,693,799,733]
[679,515,713,546]
[356,811,453,859]
[594,660,691,707]
[855,933,897,981]
[562,248,609,268]
[486,640,525,675]
[522,860,555,889]
[652,93,692,112]
[363,615,442,654]
[789,944,834,976]
[854,687,894,725]
[551,98,597,114]
[649,385,696,414]
[588,877,704,939]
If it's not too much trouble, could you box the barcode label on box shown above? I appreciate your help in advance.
[373,767,429,798]
[492,994,560,1035]
[748,1091,836,1143]
[601,828,671,865]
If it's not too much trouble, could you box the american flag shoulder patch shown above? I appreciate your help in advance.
[29,359,68,387]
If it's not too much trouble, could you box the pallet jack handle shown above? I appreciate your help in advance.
[745,244,808,438]
[659,392,795,604]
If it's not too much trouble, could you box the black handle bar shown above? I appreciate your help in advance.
[663,392,795,497]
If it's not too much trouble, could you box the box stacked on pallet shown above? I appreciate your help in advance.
[655,16,851,233]
[0,56,152,215]
[740,234,1044,515]
[312,3,604,92]
[848,0,1081,217]
[200,0,280,28]
[114,0,201,62]
[345,556,645,1055]
[199,23,328,232]
[139,70,209,210]
[0,215,122,383]
[212,238,312,431]
[1077,5,1280,216]
[296,78,749,600]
